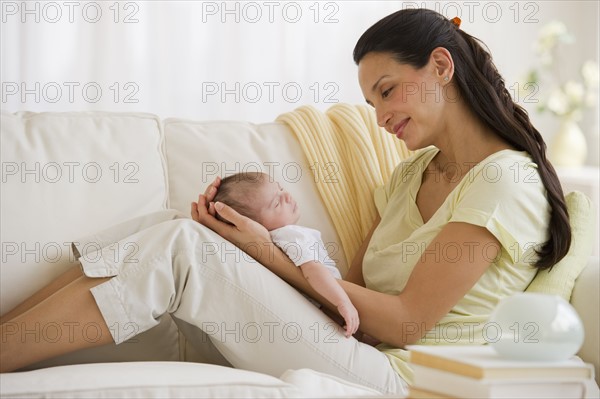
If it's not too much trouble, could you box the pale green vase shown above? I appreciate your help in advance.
[549,117,588,167]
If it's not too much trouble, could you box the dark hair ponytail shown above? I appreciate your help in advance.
[353,9,571,270]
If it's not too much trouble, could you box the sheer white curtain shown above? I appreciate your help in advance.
[1,1,396,121]
[2,1,598,161]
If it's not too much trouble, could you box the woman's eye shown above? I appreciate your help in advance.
[382,88,392,98]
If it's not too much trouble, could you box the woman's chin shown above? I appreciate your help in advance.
[402,135,429,152]
[402,138,419,151]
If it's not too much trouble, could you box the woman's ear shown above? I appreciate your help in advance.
[430,47,454,83]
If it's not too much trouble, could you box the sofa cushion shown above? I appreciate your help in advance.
[526,191,595,300]
[1,111,169,312]
[0,362,300,398]
[571,257,600,384]
[280,368,381,397]
[163,118,347,273]
[1,111,177,365]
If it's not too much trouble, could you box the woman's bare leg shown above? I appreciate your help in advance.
[0,273,112,372]
[0,265,82,325]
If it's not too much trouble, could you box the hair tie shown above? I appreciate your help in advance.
[450,16,461,28]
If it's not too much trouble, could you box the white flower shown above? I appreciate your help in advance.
[535,21,572,55]
[563,81,585,105]
[539,53,553,68]
[539,21,568,38]
[585,91,597,107]
[582,61,599,88]
[528,21,596,121]
[546,88,569,115]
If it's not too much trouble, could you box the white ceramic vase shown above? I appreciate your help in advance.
[548,117,588,167]
[488,293,584,361]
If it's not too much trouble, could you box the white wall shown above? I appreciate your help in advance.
[1,1,598,164]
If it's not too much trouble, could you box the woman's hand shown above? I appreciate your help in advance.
[191,177,271,258]
[191,176,221,219]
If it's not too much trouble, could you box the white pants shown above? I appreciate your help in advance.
[74,210,407,395]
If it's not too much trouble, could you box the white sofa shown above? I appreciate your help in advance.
[1,110,598,398]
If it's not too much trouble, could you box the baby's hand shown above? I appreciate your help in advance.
[337,301,359,338]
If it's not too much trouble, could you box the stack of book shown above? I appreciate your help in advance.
[407,345,596,398]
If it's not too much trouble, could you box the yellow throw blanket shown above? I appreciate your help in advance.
[276,104,413,266]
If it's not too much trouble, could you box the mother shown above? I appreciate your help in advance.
[0,8,570,395]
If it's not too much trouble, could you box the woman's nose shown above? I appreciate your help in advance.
[377,110,392,128]
[283,192,292,202]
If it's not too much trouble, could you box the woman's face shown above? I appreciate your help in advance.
[358,52,448,150]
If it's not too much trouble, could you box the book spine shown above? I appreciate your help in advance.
[410,350,483,378]
[411,364,587,399]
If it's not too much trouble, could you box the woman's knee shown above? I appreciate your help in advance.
[163,217,217,238]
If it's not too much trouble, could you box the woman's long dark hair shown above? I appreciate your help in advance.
[353,9,570,270]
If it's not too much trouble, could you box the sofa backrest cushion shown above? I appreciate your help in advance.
[1,111,178,366]
[526,191,595,300]
[163,119,348,274]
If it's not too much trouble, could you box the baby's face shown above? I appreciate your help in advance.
[255,179,301,230]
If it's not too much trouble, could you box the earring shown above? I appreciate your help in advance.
[443,76,449,82]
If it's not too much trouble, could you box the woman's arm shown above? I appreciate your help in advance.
[344,216,380,286]
[193,188,499,348]
[337,221,499,347]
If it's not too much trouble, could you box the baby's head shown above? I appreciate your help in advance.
[214,172,300,231]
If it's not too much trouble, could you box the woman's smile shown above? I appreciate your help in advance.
[393,118,411,139]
